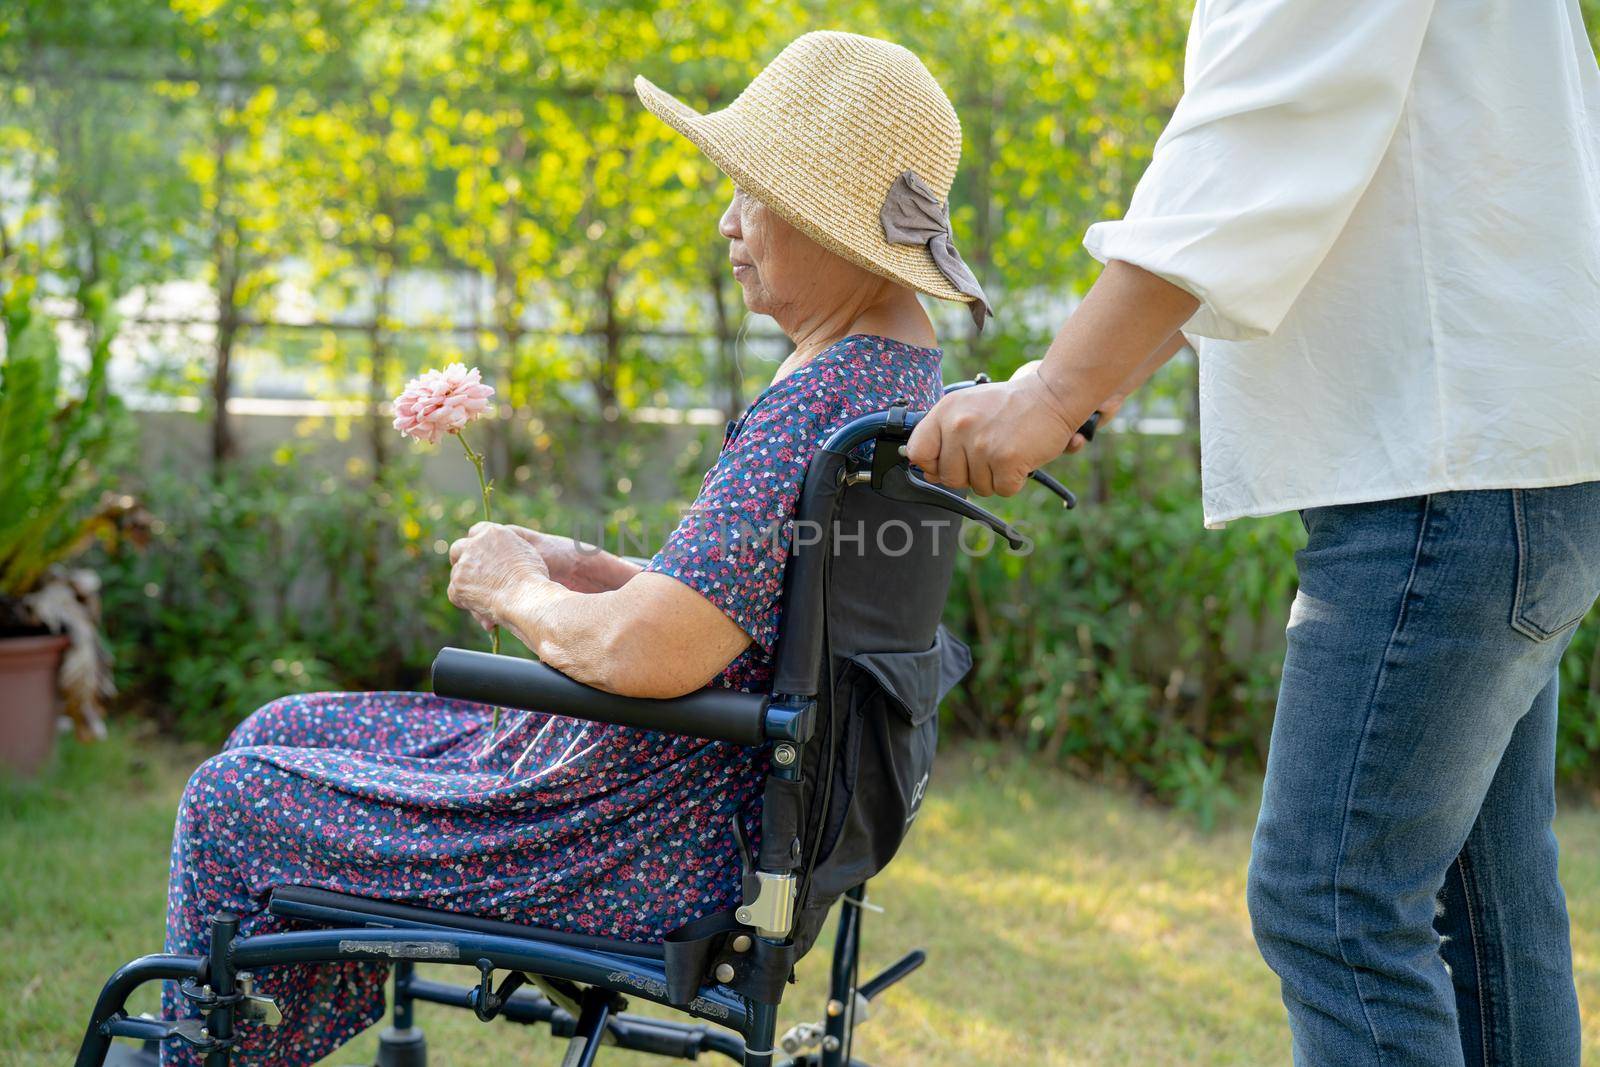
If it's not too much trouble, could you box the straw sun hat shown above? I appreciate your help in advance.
[634,30,992,329]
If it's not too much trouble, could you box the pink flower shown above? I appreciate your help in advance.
[392,363,495,445]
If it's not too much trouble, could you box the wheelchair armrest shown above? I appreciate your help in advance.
[431,647,773,746]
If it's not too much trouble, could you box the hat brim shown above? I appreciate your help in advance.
[634,75,974,308]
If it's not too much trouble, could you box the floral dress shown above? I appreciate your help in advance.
[159,334,944,1065]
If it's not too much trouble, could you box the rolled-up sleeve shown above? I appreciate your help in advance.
[1083,0,1439,341]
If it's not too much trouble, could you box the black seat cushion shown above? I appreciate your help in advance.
[268,885,666,961]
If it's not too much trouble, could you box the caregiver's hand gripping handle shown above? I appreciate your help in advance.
[923,366,1098,507]
[872,400,1080,551]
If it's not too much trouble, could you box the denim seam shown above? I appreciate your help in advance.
[1331,493,1434,1066]
[1456,851,1494,1067]
[1511,488,1535,638]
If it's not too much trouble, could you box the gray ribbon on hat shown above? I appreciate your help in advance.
[880,170,993,331]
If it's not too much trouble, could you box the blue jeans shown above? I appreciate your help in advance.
[1248,483,1600,1066]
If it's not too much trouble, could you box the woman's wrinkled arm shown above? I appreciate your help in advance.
[448,522,750,698]
[502,572,751,698]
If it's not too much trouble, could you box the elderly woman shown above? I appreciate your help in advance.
[158,30,989,1066]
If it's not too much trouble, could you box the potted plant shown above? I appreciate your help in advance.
[0,283,129,775]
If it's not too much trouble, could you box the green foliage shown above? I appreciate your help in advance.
[1559,617,1600,786]
[0,0,1197,426]
[943,428,1299,825]
[93,460,472,739]
[0,283,128,599]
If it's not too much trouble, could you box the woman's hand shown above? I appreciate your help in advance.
[448,522,551,632]
[501,524,642,593]
[501,526,584,587]
[448,524,749,697]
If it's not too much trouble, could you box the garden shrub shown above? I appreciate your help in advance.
[97,463,456,740]
[1559,619,1600,787]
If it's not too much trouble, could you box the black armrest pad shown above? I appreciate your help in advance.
[431,647,770,746]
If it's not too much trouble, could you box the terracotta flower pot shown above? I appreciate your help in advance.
[0,632,69,777]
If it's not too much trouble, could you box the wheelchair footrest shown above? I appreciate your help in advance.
[858,949,926,1002]
[399,974,747,1061]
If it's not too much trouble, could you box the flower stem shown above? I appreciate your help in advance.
[457,428,494,528]
[456,429,502,737]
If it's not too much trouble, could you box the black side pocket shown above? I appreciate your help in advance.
[802,629,968,907]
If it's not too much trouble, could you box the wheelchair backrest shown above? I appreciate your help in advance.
[766,408,973,957]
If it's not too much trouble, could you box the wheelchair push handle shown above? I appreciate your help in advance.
[825,385,1085,551]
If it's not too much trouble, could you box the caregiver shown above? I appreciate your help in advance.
[906,2,1600,1065]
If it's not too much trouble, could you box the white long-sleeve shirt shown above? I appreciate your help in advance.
[1084,0,1600,526]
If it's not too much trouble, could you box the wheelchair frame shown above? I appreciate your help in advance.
[77,883,901,1066]
[76,398,1052,1067]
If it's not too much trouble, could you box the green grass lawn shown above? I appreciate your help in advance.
[7,731,1600,1066]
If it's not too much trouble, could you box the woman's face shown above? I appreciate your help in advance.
[719,186,875,324]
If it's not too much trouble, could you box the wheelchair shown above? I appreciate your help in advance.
[77,383,1082,1067]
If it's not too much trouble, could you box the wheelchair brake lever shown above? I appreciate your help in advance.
[1029,468,1078,509]
[873,462,1028,550]
[884,442,1077,509]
